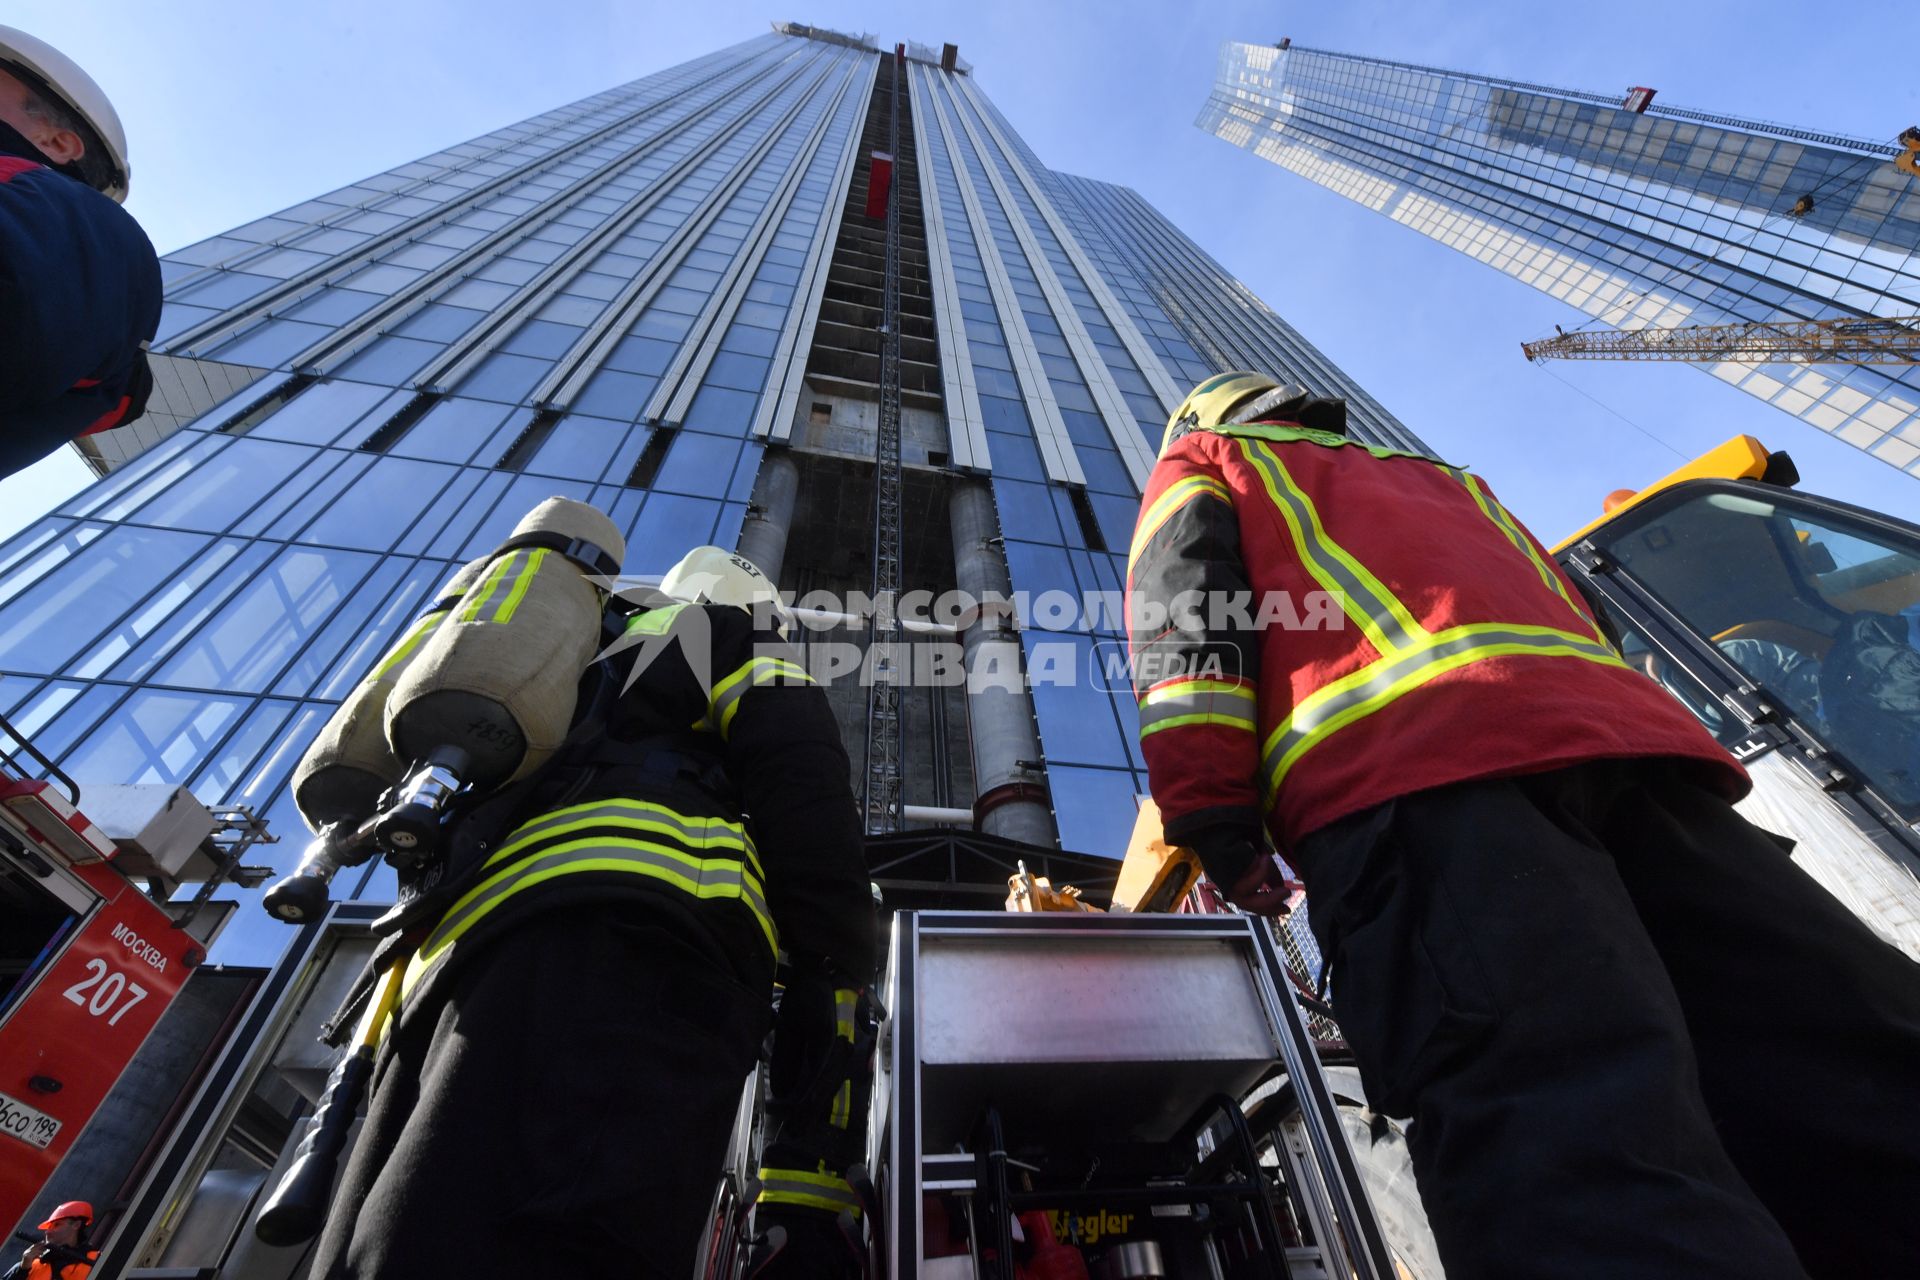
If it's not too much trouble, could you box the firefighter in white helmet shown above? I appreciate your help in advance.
[658,544,793,632]
[0,26,158,478]
[310,544,874,1280]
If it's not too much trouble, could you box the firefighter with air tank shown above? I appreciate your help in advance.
[256,497,874,1280]
[1126,372,1920,1279]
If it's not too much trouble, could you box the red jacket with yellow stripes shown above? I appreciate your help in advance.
[1125,422,1746,859]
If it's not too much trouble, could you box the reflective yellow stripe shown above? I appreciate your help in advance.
[1142,678,1255,703]
[1127,475,1232,576]
[458,552,520,623]
[1441,465,1609,646]
[1259,622,1626,803]
[492,547,546,624]
[834,988,858,1039]
[491,796,763,878]
[456,549,548,625]
[1208,419,1439,465]
[1237,442,1428,656]
[1138,678,1258,737]
[830,987,857,1128]
[757,1166,862,1216]
[708,653,814,738]
[1179,441,1628,811]
[404,801,776,998]
[625,603,688,636]
[411,839,775,981]
[1145,712,1260,736]
[371,607,450,678]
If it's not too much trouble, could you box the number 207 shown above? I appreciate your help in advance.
[61,958,149,1027]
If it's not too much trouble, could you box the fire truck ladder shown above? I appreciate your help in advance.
[864,47,906,835]
[1522,313,1920,365]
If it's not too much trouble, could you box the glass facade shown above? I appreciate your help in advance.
[0,29,1421,966]
[1200,42,1920,477]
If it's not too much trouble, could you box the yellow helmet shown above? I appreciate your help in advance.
[1161,371,1347,455]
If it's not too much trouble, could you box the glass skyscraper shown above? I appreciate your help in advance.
[0,26,1424,965]
[1200,41,1920,477]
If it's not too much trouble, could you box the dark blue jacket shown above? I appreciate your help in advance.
[0,122,160,479]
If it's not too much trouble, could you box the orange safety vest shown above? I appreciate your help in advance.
[25,1249,97,1280]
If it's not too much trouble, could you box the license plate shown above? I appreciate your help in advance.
[0,1089,61,1149]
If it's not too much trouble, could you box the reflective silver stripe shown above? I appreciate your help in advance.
[834,988,857,1040]
[495,798,758,868]
[490,548,547,624]
[459,549,541,624]
[1235,441,1428,656]
[421,837,774,961]
[1439,464,1603,638]
[1260,624,1626,800]
[457,551,518,622]
[1137,683,1259,736]
[830,987,858,1127]
[756,1169,863,1214]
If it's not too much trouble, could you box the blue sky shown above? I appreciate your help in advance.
[2,0,1910,543]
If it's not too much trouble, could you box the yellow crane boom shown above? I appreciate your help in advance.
[1522,314,1920,365]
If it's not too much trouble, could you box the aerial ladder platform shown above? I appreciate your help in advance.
[689,816,1418,1280]
[861,906,1400,1279]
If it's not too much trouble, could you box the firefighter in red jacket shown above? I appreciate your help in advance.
[1127,372,1920,1280]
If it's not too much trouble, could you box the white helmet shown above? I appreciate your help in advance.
[0,27,131,201]
[659,546,788,633]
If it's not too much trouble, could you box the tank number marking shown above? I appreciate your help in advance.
[61,957,151,1026]
[464,718,523,748]
[0,1089,61,1149]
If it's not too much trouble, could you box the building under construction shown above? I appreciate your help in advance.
[0,24,1440,1273]
[1199,40,1920,477]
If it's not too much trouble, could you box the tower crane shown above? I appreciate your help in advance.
[1522,314,1920,366]
[1525,128,1920,368]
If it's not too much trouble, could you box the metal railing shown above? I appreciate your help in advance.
[0,708,80,805]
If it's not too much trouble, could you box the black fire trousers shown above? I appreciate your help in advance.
[1293,759,1920,1279]
[311,908,770,1280]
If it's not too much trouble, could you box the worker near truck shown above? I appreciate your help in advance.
[6,1201,98,1280]
[1126,371,1920,1279]
[309,547,875,1280]
[0,26,157,479]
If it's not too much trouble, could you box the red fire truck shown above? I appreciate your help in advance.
[0,714,268,1239]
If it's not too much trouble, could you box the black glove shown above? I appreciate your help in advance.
[1189,824,1292,916]
[765,964,875,1168]
[1185,822,1264,889]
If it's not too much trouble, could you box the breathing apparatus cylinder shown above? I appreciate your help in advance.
[290,557,492,834]
[377,497,625,854]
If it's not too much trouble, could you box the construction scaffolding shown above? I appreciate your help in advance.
[864,47,907,834]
